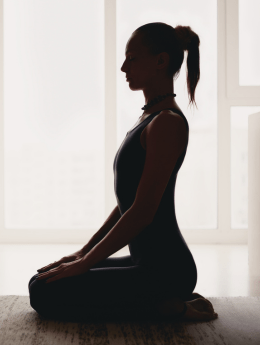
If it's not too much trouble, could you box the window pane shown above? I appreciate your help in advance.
[239,0,260,85]
[231,106,260,229]
[117,0,217,229]
[4,0,105,229]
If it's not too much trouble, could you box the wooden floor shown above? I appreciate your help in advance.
[0,244,257,297]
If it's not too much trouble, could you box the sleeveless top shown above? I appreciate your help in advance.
[113,107,196,272]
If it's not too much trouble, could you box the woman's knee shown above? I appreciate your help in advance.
[29,278,49,312]
[28,273,39,291]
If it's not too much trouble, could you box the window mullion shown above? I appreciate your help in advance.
[226,0,260,98]
[104,0,117,219]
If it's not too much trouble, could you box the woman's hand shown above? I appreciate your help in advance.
[37,248,85,274]
[36,256,90,284]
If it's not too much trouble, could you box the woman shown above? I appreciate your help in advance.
[28,22,218,323]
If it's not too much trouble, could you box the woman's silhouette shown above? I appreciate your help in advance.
[28,22,218,323]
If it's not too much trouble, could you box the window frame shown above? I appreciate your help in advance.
[0,0,256,244]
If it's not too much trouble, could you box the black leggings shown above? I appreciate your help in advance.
[28,254,197,323]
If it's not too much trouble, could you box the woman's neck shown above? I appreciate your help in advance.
[141,98,181,117]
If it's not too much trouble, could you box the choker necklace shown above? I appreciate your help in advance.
[141,92,176,111]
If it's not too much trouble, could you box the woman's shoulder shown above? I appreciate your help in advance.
[145,110,188,152]
[148,109,187,133]
[162,108,187,122]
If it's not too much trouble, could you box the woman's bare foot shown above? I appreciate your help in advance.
[183,298,218,322]
[188,298,214,313]
[185,292,214,310]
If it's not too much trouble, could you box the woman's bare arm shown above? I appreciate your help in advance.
[81,204,151,269]
[80,205,122,255]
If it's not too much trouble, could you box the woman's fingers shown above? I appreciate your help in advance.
[37,265,48,272]
[37,261,59,272]
[37,264,52,272]
[37,265,62,280]
[37,252,82,273]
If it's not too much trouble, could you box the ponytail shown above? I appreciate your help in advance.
[174,25,200,109]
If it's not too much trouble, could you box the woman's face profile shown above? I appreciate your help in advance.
[121,32,158,91]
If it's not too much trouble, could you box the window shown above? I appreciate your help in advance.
[4,0,105,236]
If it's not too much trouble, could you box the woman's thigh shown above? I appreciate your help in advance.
[29,261,162,322]
[29,259,156,311]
